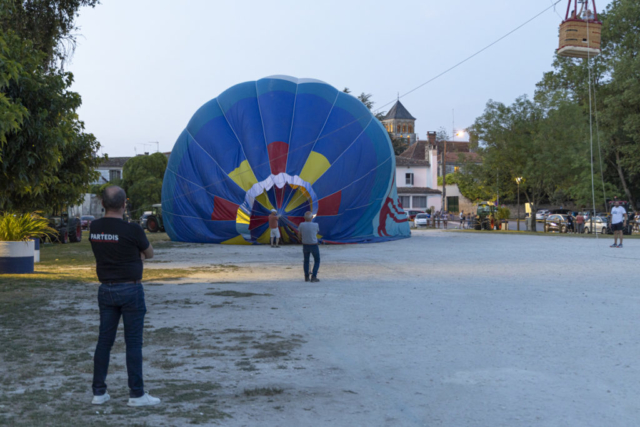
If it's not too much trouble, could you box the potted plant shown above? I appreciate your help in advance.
[497,207,511,231]
[0,212,56,274]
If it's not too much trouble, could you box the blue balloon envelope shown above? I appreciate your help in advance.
[162,75,410,244]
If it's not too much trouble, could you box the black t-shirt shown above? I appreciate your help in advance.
[89,218,150,283]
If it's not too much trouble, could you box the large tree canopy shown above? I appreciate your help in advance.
[0,0,100,68]
[0,0,101,213]
[121,153,167,215]
[535,0,640,208]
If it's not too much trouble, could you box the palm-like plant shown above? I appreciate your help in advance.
[0,212,56,242]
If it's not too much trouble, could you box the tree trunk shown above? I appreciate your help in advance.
[614,149,636,209]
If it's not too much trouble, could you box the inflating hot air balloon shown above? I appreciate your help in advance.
[161,75,410,244]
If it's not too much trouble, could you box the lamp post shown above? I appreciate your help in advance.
[515,177,523,231]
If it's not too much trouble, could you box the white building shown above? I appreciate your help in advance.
[395,139,442,212]
[93,156,131,185]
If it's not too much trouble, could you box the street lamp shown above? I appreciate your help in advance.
[515,177,523,231]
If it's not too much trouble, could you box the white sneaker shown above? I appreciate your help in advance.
[91,393,110,405]
[127,392,161,407]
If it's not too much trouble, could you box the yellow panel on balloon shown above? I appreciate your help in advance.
[257,227,271,244]
[255,191,274,210]
[221,234,252,245]
[299,151,330,184]
[236,208,250,225]
[285,188,311,212]
[229,160,258,191]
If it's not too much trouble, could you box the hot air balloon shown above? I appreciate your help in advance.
[161,76,410,244]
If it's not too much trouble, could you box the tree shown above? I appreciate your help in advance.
[535,0,640,208]
[121,153,167,214]
[468,96,589,231]
[0,0,100,68]
[0,29,100,213]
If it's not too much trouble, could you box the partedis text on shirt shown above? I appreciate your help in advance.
[90,233,120,242]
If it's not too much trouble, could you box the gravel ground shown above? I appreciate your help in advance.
[142,229,640,426]
[3,230,638,426]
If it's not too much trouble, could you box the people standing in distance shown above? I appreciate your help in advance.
[297,212,320,283]
[576,212,585,234]
[269,209,280,248]
[89,186,160,407]
[610,201,628,248]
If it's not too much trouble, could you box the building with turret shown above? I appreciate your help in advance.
[382,100,417,145]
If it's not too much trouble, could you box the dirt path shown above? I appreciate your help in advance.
[2,230,640,426]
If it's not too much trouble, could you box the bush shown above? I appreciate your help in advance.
[496,207,511,220]
[0,212,56,241]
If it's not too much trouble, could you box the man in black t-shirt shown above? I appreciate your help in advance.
[89,186,160,407]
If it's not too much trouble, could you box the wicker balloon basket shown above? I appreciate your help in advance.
[557,19,602,59]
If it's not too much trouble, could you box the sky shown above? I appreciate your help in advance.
[68,0,613,157]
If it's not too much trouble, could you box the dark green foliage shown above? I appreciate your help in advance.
[121,152,167,214]
[0,29,100,212]
[0,0,100,68]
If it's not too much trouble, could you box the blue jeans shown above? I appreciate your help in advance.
[303,244,320,278]
[92,283,147,398]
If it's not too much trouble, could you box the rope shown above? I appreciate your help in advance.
[151,1,564,230]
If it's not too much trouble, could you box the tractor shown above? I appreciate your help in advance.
[471,201,498,231]
[46,209,82,244]
[146,204,165,233]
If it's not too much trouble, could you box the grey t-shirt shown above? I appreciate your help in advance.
[299,222,319,245]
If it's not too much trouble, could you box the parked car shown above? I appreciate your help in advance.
[536,209,551,220]
[139,211,152,229]
[405,210,424,221]
[414,213,429,227]
[583,216,608,234]
[80,215,95,230]
[544,214,570,233]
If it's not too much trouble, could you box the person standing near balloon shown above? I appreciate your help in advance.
[297,212,320,282]
[89,186,160,407]
[269,209,281,248]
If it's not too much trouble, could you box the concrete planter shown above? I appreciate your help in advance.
[0,240,35,274]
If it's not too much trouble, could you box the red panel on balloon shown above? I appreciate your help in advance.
[316,191,341,216]
[267,141,289,175]
[249,215,269,231]
[287,216,306,227]
[211,196,239,221]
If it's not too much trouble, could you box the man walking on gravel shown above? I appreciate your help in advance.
[610,201,628,248]
[297,211,320,282]
[89,186,160,407]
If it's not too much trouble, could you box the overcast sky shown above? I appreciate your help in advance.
[68,0,612,157]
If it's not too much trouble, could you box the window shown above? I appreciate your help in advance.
[447,196,459,212]
[402,125,407,133]
[413,196,427,208]
[109,169,121,182]
[396,124,401,133]
[408,125,413,133]
[399,196,411,208]
[405,173,414,185]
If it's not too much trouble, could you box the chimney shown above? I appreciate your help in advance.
[427,131,436,144]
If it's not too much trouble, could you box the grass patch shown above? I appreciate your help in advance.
[150,358,186,370]
[243,387,283,397]
[205,291,272,298]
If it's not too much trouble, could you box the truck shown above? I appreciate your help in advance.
[46,208,82,243]
[146,204,165,233]
[471,201,498,231]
